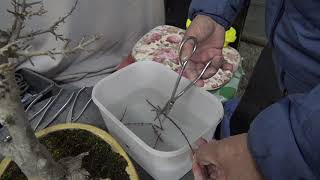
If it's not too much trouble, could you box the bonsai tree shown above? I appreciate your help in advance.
[0,0,101,179]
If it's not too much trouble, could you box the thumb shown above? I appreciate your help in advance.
[180,15,217,63]
[192,161,206,180]
[179,37,197,62]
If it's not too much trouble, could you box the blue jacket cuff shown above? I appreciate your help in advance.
[188,0,249,29]
[189,11,231,29]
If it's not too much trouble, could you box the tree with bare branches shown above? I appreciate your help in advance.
[0,0,101,179]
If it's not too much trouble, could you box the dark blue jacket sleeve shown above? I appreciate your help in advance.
[188,0,250,28]
[248,84,320,179]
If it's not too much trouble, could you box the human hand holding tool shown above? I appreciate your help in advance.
[180,15,233,80]
[152,36,212,125]
[192,135,263,180]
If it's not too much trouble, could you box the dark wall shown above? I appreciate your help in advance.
[165,0,192,29]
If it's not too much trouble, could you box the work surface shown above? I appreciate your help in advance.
[7,85,195,180]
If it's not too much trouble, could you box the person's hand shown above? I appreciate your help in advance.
[180,15,226,80]
[192,134,264,180]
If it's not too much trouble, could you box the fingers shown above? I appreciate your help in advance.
[192,138,228,180]
[177,57,226,84]
[198,56,223,79]
[182,61,219,81]
[222,62,233,72]
[180,39,196,62]
[193,144,222,180]
[194,48,222,64]
[201,66,218,79]
[195,137,208,147]
[183,15,223,65]
[194,143,219,166]
[211,56,224,69]
[192,161,206,180]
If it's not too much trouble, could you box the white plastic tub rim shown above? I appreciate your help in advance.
[92,61,224,158]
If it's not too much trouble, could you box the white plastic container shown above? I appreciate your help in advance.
[92,61,223,180]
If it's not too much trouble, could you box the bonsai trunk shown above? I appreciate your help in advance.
[0,59,66,180]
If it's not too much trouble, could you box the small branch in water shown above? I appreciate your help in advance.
[120,106,127,122]
[145,98,194,153]
[125,122,164,149]
[125,99,194,152]
[125,122,162,130]
[145,99,163,129]
[152,125,163,148]
[162,113,194,153]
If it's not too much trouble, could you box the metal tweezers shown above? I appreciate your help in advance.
[66,87,92,123]
[33,89,76,131]
[32,89,64,131]
[25,83,55,112]
[153,36,212,121]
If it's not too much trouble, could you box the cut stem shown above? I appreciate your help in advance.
[125,122,162,130]
[145,99,194,153]
[120,106,127,122]
[162,113,194,153]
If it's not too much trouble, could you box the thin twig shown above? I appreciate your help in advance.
[8,0,27,42]
[145,99,163,129]
[162,113,194,153]
[125,122,162,130]
[9,0,19,35]
[15,35,101,59]
[8,1,45,18]
[0,40,20,56]
[25,3,47,18]
[12,0,42,9]
[120,106,128,122]
[18,0,79,41]
[152,125,163,148]
[152,125,163,142]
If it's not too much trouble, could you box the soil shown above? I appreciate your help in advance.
[0,129,130,180]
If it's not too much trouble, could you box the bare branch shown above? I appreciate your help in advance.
[19,0,79,41]
[145,99,163,129]
[25,3,47,18]
[152,125,163,148]
[8,0,27,42]
[125,122,162,130]
[0,40,20,56]
[8,1,46,18]
[145,99,194,153]
[14,0,42,8]
[8,0,19,38]
[15,35,101,59]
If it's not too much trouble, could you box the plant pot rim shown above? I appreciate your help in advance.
[0,123,139,180]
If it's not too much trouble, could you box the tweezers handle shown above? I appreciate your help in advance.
[174,60,212,101]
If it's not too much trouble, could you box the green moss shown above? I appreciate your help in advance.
[0,129,130,180]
